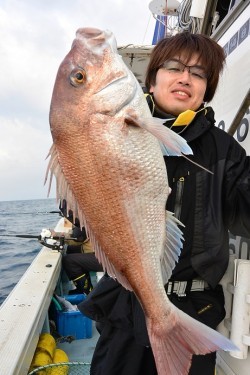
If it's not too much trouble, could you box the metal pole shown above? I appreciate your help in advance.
[227,89,250,136]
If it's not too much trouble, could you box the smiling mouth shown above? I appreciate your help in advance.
[173,90,190,98]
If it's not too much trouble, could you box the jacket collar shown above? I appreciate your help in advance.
[145,93,215,142]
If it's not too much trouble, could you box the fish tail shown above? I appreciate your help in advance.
[146,306,238,375]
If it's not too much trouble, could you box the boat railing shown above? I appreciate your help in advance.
[0,217,67,375]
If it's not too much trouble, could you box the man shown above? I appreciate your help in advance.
[57,200,103,295]
[62,237,103,295]
[79,32,250,375]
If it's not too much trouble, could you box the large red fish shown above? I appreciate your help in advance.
[46,28,237,374]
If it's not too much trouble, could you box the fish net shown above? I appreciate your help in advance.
[28,361,90,375]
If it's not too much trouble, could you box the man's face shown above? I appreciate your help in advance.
[149,53,207,116]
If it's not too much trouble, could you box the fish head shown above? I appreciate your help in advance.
[49,27,139,142]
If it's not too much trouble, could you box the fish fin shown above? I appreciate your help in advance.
[161,211,184,285]
[45,145,89,228]
[45,145,133,290]
[125,115,193,156]
[146,306,238,375]
[125,115,213,174]
[181,153,214,175]
[44,144,59,197]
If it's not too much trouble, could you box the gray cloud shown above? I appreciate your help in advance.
[0,0,155,201]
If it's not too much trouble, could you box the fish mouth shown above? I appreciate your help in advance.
[76,27,138,111]
[95,74,128,94]
[76,27,136,100]
[76,27,112,41]
[95,74,137,110]
[78,27,107,39]
[76,27,116,52]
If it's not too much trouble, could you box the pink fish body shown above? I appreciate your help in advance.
[46,28,237,374]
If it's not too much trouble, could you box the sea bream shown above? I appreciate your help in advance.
[46,27,237,374]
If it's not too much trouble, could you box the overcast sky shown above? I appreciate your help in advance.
[0,0,156,202]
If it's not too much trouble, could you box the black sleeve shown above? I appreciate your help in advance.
[78,274,150,346]
[224,138,250,236]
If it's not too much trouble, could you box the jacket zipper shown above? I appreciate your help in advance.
[174,177,185,220]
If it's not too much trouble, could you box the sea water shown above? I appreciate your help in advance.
[0,198,60,305]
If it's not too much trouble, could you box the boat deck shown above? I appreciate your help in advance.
[54,270,102,366]
[57,323,99,363]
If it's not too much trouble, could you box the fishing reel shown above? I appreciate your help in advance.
[39,229,66,252]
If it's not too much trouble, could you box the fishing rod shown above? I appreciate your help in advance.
[0,211,62,215]
[0,230,78,251]
[0,234,68,240]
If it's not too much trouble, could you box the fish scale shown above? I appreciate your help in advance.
[46,26,238,375]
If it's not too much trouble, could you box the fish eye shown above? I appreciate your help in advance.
[70,68,86,86]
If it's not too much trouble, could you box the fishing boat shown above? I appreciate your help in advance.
[0,1,249,374]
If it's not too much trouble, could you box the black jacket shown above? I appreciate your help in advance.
[160,106,250,287]
[79,104,250,374]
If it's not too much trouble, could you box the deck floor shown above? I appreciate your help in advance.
[54,271,101,370]
[56,321,99,363]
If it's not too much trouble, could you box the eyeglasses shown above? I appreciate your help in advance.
[161,59,207,80]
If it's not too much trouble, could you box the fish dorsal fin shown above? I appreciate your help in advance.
[45,145,133,291]
[161,211,184,285]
